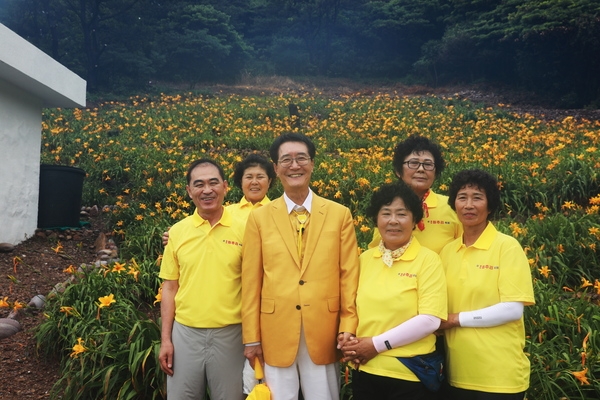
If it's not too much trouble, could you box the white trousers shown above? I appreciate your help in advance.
[264,328,340,400]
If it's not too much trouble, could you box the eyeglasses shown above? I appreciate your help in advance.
[403,160,436,171]
[278,156,311,167]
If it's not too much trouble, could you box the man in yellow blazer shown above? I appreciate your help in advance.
[242,133,359,400]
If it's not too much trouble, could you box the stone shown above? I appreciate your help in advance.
[0,243,15,253]
[94,232,107,253]
[28,295,46,309]
[0,318,21,339]
[89,205,99,217]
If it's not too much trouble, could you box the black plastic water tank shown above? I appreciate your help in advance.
[38,164,86,229]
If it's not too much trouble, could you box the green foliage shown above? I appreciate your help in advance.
[37,91,600,398]
[2,0,600,104]
[155,4,250,85]
[36,261,164,399]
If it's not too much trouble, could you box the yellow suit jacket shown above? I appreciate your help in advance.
[242,194,359,367]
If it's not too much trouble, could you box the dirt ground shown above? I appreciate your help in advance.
[1,83,598,400]
[0,213,109,399]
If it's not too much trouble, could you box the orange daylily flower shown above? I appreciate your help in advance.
[572,368,590,385]
[63,265,77,274]
[60,306,74,315]
[51,242,63,254]
[112,262,126,273]
[538,266,551,278]
[0,297,9,308]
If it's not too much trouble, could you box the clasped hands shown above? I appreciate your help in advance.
[338,334,377,365]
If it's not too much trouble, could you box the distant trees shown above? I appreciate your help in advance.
[1,0,599,106]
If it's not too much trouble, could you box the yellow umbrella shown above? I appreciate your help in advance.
[246,358,271,400]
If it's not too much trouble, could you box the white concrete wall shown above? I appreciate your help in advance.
[0,23,86,245]
[0,79,43,244]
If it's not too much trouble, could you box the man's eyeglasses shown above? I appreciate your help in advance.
[278,156,311,167]
[403,160,436,171]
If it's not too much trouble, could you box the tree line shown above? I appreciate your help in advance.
[1,0,599,107]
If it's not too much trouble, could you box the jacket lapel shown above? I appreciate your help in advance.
[271,197,301,266]
[301,194,326,273]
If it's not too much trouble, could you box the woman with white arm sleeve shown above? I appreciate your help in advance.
[342,182,448,400]
[438,169,535,400]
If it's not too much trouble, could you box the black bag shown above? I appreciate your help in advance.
[396,349,445,392]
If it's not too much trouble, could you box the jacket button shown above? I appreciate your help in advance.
[299,280,305,285]
[296,305,301,310]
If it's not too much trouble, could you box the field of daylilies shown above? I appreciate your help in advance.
[33,90,599,399]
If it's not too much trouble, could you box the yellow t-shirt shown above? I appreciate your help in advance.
[369,190,462,254]
[439,222,535,393]
[160,208,245,328]
[226,196,270,222]
[356,238,447,380]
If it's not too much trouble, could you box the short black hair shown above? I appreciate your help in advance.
[393,135,445,179]
[448,169,501,218]
[186,158,226,185]
[269,133,316,164]
[233,154,276,189]
[366,181,424,225]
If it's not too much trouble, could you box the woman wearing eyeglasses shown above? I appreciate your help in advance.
[370,135,461,254]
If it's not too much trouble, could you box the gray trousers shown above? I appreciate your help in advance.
[167,321,245,400]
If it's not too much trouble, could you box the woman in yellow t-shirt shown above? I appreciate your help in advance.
[342,182,447,400]
[438,169,535,400]
[370,135,461,254]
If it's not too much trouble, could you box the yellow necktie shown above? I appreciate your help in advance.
[293,207,308,258]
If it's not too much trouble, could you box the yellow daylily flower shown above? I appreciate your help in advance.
[98,294,116,308]
[127,266,140,281]
[153,286,163,306]
[70,337,87,358]
[581,277,593,288]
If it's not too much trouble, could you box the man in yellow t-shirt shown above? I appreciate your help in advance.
[159,159,246,400]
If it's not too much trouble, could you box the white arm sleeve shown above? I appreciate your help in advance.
[459,302,524,328]
[372,314,441,353]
